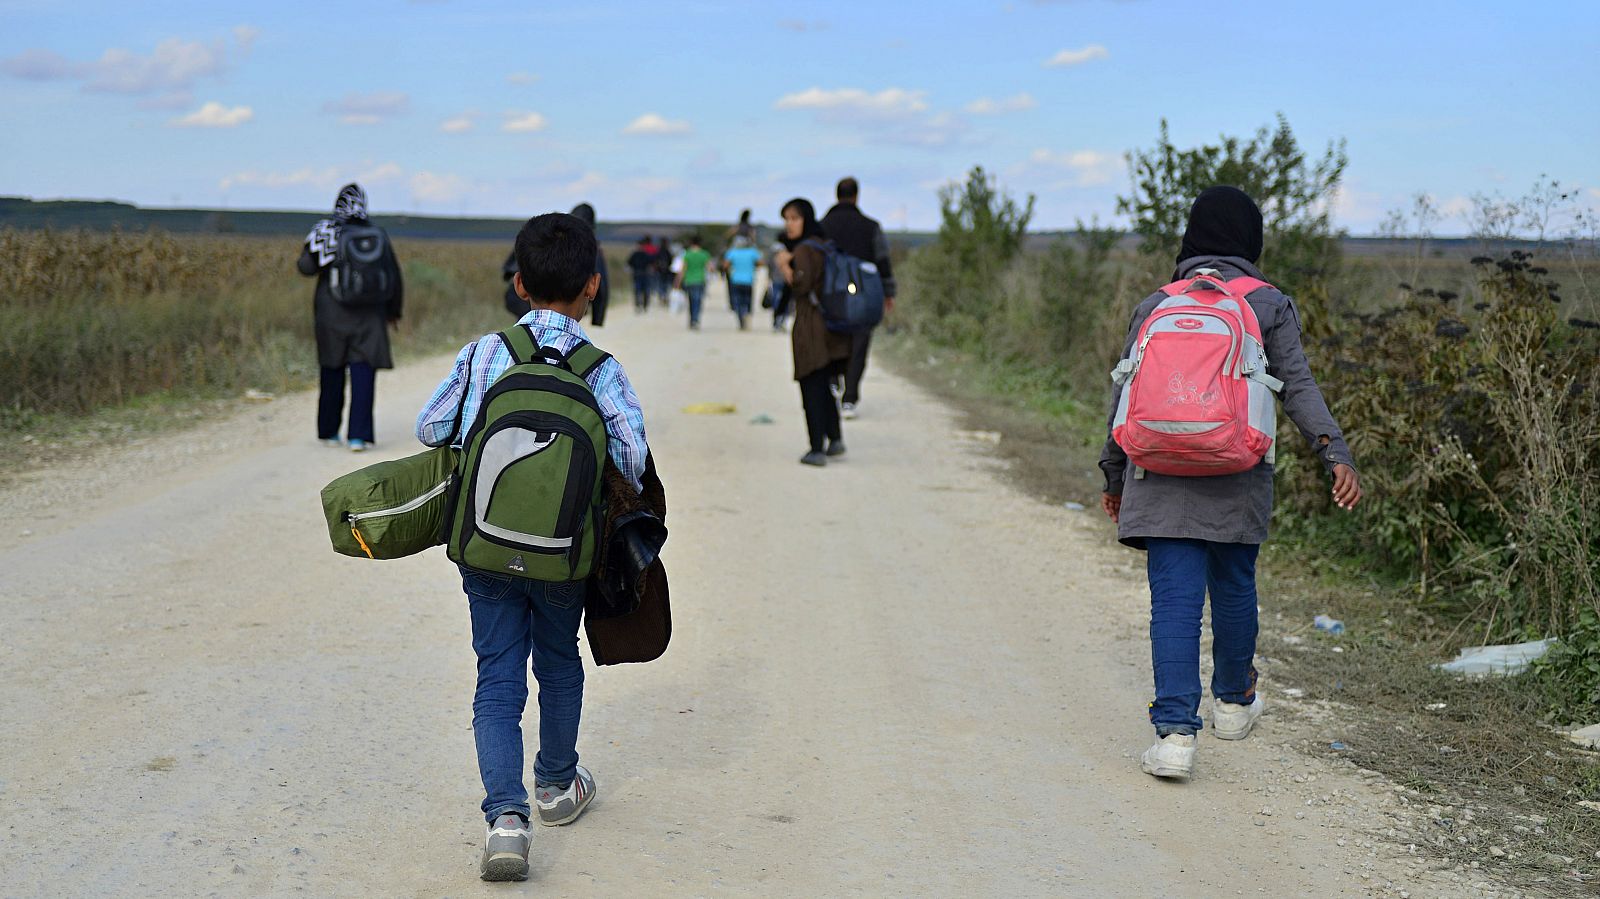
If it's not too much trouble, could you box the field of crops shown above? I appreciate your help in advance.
[0,228,612,416]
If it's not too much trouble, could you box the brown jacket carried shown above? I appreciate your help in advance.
[584,454,671,665]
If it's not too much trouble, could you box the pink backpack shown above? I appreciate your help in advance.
[1110,270,1285,477]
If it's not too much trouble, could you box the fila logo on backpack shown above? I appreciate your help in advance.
[1110,271,1285,477]
[329,223,397,307]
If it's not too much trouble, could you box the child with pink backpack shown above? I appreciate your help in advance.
[1099,186,1362,780]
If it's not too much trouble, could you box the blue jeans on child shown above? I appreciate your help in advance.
[1145,538,1260,736]
[460,565,586,823]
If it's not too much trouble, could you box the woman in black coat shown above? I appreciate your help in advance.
[297,183,402,451]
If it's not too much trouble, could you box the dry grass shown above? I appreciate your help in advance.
[1,229,511,416]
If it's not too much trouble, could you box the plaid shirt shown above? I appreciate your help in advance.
[415,310,648,490]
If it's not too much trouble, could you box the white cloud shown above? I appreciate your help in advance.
[171,101,253,128]
[86,38,230,94]
[322,91,410,125]
[1016,148,1118,187]
[3,27,257,98]
[411,171,470,204]
[1044,44,1109,67]
[439,111,476,133]
[0,48,76,80]
[775,86,928,117]
[622,113,691,136]
[232,25,260,53]
[502,111,547,133]
[506,72,539,86]
[219,167,341,192]
[361,162,405,184]
[964,92,1037,115]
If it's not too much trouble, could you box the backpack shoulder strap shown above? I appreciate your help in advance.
[565,341,613,380]
[1224,276,1274,296]
[499,325,536,365]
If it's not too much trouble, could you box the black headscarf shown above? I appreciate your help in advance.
[1177,186,1263,267]
[569,203,596,229]
[779,197,825,250]
[307,183,369,267]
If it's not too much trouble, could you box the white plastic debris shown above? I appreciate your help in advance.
[1565,724,1600,750]
[1435,638,1556,677]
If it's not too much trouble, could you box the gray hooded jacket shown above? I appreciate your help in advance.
[1098,255,1355,548]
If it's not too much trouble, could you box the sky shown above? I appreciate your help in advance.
[2,0,1597,233]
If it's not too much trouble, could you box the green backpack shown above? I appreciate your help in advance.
[446,325,611,583]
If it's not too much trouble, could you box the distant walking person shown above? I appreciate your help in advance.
[820,177,896,420]
[775,198,849,466]
[725,208,755,243]
[653,236,674,307]
[1100,186,1362,781]
[569,203,610,327]
[501,248,524,318]
[298,183,402,452]
[675,235,712,329]
[625,236,658,312]
[722,235,763,330]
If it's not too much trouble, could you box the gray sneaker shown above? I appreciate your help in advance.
[534,765,595,826]
[480,813,530,881]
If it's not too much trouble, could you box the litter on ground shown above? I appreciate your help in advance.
[682,402,737,415]
[953,430,1002,444]
[1435,638,1557,677]
[1564,724,1600,750]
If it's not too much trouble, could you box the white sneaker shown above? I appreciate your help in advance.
[1141,733,1196,779]
[319,437,343,448]
[841,402,858,420]
[348,439,368,452]
[1212,696,1265,740]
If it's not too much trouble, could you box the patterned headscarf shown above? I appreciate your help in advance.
[306,183,369,267]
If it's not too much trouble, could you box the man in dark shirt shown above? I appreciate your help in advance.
[819,177,896,418]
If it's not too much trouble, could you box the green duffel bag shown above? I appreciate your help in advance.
[321,446,458,560]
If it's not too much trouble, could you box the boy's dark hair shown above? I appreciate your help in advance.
[688,234,702,247]
[836,177,859,201]
[514,212,598,303]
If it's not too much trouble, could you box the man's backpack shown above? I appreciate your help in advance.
[446,325,611,582]
[1110,271,1284,477]
[329,223,397,307]
[803,238,884,333]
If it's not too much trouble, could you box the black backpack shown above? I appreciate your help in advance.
[802,238,885,333]
[330,224,397,307]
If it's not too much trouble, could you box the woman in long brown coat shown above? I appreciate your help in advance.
[775,198,852,466]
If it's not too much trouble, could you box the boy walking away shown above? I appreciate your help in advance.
[675,235,712,329]
[415,212,649,881]
[722,235,763,330]
[626,236,657,311]
[820,177,896,419]
[1099,187,1362,781]
[298,183,402,452]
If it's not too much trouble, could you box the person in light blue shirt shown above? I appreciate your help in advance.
[721,235,764,331]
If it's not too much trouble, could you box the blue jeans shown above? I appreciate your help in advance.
[685,283,705,326]
[1145,538,1260,736]
[729,283,753,318]
[460,565,586,823]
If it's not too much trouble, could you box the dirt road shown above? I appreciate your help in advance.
[0,289,1472,896]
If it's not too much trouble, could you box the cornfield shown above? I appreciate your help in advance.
[1,228,511,415]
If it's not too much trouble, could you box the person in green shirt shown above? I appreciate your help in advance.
[674,236,713,330]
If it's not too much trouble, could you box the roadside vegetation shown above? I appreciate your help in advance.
[889,116,1600,892]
